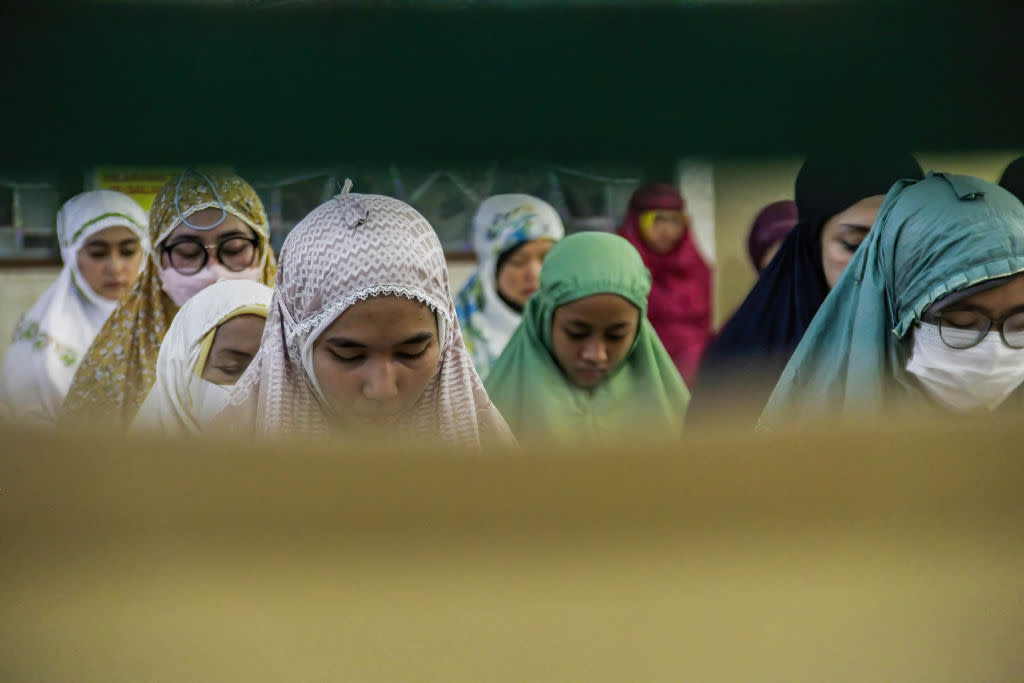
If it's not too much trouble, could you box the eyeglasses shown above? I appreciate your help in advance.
[924,308,1024,349]
[162,235,260,275]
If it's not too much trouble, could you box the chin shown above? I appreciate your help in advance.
[349,410,404,425]
[569,374,602,390]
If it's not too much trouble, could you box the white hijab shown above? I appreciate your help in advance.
[132,279,273,437]
[218,183,515,450]
[453,194,565,379]
[0,190,149,424]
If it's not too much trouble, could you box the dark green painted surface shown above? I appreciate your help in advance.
[2,1,1022,170]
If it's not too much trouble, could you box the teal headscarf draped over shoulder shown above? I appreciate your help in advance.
[485,231,690,444]
[760,172,1024,428]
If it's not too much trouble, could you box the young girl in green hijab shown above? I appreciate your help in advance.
[760,172,1024,429]
[485,231,690,445]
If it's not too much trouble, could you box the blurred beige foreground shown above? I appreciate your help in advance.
[2,416,1023,682]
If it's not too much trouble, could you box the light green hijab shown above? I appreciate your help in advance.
[760,172,1024,429]
[485,231,690,444]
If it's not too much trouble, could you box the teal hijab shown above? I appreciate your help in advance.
[485,231,690,444]
[760,172,1024,429]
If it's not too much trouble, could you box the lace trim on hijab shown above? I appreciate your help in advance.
[286,284,452,368]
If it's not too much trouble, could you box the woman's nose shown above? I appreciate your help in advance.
[525,260,543,286]
[580,339,607,363]
[362,360,400,401]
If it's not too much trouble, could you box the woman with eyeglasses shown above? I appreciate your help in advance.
[60,168,276,430]
[758,172,1024,429]
[691,154,924,427]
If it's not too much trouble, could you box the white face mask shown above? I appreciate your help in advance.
[159,262,260,307]
[905,322,1024,413]
[189,377,233,429]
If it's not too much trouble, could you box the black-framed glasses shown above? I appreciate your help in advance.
[162,235,260,275]
[923,307,1024,349]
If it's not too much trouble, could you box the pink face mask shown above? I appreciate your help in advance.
[159,262,261,307]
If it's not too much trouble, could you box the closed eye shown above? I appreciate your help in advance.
[397,345,430,360]
[215,363,248,377]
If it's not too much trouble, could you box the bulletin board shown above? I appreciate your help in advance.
[87,167,182,213]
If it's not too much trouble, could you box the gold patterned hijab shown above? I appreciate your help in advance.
[60,169,277,429]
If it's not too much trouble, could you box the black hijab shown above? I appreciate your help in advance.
[689,153,924,422]
[998,156,1024,202]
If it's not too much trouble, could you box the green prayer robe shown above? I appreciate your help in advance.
[485,231,690,445]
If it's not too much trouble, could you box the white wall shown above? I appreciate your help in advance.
[448,261,474,294]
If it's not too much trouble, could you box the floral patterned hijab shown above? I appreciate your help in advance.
[60,169,276,429]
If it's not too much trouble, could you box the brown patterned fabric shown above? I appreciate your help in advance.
[60,169,276,430]
[217,183,515,450]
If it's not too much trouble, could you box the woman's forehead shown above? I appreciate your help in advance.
[166,213,252,242]
[556,293,638,322]
[949,274,1024,315]
[212,315,266,350]
[327,296,438,339]
[83,225,140,244]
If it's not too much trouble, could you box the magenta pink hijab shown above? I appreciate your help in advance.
[617,183,712,385]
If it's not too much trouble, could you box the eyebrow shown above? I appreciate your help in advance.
[564,320,632,330]
[170,229,250,243]
[942,303,1024,317]
[838,224,871,233]
[397,332,434,346]
[216,230,249,240]
[940,303,986,314]
[213,348,256,360]
[325,332,434,349]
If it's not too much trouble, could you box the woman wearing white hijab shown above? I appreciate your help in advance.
[217,182,515,451]
[132,279,272,436]
[454,194,564,379]
[1,190,149,424]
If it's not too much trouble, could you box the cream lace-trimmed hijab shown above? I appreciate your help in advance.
[132,279,273,437]
[219,183,515,450]
[220,183,516,448]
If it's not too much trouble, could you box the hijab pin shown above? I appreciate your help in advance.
[333,178,368,228]
[937,172,986,201]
